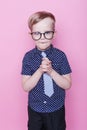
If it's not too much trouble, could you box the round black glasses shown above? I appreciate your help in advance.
[30,31,54,41]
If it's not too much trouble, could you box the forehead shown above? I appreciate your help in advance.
[32,17,54,31]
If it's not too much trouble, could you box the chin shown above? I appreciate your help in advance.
[37,43,51,50]
[39,47,47,51]
[40,46,50,51]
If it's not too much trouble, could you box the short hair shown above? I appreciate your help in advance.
[28,11,56,31]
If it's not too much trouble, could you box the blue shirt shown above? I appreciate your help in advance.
[21,45,72,113]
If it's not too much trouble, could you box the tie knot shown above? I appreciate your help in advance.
[41,52,46,58]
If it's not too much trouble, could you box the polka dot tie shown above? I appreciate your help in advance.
[41,52,54,97]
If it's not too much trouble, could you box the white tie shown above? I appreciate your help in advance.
[41,52,54,97]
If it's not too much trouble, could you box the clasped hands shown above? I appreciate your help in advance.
[40,58,53,75]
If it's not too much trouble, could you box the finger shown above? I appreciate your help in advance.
[42,57,50,62]
[42,58,51,64]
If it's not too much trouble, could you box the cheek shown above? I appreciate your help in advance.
[35,40,52,46]
[34,41,39,44]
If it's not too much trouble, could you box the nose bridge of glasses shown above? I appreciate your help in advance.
[40,32,45,39]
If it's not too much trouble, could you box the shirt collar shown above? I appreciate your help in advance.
[34,44,53,56]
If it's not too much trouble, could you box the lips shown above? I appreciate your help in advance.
[41,42,46,44]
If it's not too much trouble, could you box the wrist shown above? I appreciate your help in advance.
[38,67,43,75]
[48,68,54,75]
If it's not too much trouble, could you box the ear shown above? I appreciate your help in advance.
[53,30,57,38]
[28,32,31,35]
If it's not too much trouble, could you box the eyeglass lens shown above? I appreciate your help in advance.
[31,31,54,40]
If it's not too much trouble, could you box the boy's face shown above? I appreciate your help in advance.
[31,17,55,51]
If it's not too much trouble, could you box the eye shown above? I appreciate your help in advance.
[32,32,40,35]
[45,31,54,35]
[45,31,51,34]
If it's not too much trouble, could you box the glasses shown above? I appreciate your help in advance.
[30,31,54,41]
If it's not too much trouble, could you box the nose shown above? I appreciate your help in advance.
[40,33,45,40]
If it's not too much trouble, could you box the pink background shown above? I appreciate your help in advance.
[0,0,87,130]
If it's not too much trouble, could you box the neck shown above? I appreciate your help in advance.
[36,44,52,51]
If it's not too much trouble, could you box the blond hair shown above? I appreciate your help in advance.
[28,11,56,31]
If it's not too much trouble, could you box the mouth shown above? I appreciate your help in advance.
[40,41,47,44]
[41,42,46,44]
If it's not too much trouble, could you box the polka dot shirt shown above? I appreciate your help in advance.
[21,45,72,113]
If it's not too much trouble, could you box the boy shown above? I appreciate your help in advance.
[21,11,72,130]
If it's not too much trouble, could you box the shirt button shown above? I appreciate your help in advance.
[43,101,47,104]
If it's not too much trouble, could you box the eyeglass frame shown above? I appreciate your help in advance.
[30,31,55,41]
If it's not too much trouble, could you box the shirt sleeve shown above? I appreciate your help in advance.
[60,53,72,75]
[21,53,32,75]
